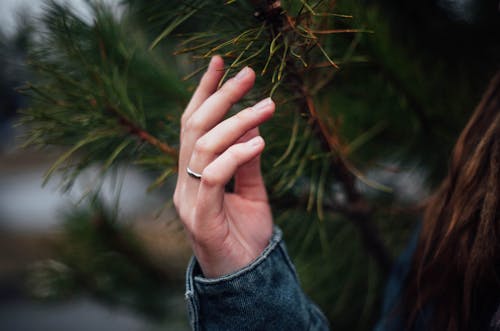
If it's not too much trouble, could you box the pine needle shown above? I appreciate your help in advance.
[274,111,300,166]
[149,8,199,50]
[102,139,132,170]
[147,168,174,192]
[43,132,113,185]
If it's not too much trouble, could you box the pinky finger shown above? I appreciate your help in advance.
[195,136,265,219]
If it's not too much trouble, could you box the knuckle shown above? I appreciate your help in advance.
[216,84,239,106]
[200,175,215,188]
[212,87,227,101]
[173,190,181,211]
[173,192,178,207]
[225,148,239,161]
[234,110,247,122]
[173,187,194,224]
[194,138,213,155]
[200,169,219,187]
[180,113,190,127]
[185,115,204,132]
[173,193,187,220]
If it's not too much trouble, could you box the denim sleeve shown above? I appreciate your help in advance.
[185,227,330,331]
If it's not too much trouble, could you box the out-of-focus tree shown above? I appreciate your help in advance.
[18,0,500,329]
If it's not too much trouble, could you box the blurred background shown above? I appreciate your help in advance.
[0,0,499,330]
[1,1,191,330]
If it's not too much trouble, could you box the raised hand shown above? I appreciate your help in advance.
[173,56,275,278]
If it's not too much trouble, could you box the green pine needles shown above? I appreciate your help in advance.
[18,1,500,328]
[21,0,373,212]
[141,0,381,214]
[21,0,392,272]
[153,0,358,95]
[20,2,187,191]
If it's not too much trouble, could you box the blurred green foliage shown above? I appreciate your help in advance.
[27,199,178,320]
[16,0,500,329]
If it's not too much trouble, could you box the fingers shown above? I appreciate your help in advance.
[189,98,274,170]
[175,57,273,229]
[233,129,268,201]
[195,136,266,221]
[189,66,255,131]
[179,63,257,190]
[181,67,256,163]
[182,56,225,122]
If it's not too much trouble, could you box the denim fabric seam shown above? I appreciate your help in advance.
[193,227,283,285]
[185,256,200,331]
[277,240,300,282]
[308,298,331,329]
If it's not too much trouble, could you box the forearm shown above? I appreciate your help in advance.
[185,227,330,331]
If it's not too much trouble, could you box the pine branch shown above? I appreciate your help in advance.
[106,105,178,158]
[174,4,393,273]
[301,82,392,273]
[20,2,184,189]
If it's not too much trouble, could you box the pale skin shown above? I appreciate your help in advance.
[173,56,275,278]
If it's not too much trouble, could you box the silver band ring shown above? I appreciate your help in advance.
[186,166,202,180]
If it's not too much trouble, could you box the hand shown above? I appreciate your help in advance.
[173,56,275,278]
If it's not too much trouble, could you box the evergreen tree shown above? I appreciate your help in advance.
[19,0,500,329]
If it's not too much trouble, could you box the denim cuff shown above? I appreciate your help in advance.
[185,227,330,331]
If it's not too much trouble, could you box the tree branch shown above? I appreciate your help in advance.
[299,80,393,274]
[106,106,178,159]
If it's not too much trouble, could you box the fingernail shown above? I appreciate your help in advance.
[235,66,249,80]
[253,97,273,111]
[249,136,264,146]
[208,55,219,69]
[208,56,216,68]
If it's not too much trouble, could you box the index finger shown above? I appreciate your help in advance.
[182,56,225,123]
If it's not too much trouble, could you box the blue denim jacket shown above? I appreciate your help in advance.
[185,227,500,330]
[185,227,329,331]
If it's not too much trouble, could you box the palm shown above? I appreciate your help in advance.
[191,190,273,278]
[223,193,273,247]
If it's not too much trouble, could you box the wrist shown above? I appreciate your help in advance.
[193,231,273,278]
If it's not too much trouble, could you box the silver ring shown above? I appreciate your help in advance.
[186,166,202,180]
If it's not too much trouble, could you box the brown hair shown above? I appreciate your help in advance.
[405,71,500,331]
